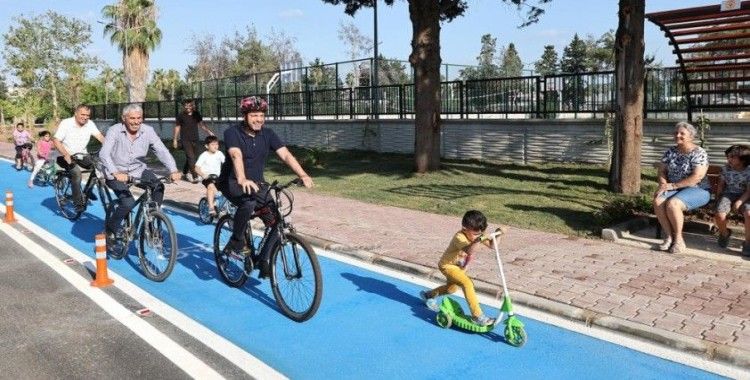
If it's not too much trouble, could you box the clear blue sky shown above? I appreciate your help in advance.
[0,0,716,83]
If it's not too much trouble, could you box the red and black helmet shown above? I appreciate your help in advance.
[240,96,268,114]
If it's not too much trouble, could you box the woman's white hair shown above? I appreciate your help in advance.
[121,103,143,118]
[675,121,697,138]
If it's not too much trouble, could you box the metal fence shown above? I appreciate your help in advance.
[90,67,749,121]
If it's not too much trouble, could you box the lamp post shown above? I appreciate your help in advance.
[372,0,379,119]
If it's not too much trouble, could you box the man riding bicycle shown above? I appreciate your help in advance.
[218,96,313,278]
[52,104,105,211]
[99,104,181,244]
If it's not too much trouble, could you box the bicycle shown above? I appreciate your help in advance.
[199,187,292,224]
[104,175,178,282]
[213,179,323,322]
[198,191,236,224]
[18,143,35,171]
[54,152,107,220]
[33,160,57,186]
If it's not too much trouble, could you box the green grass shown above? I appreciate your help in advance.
[258,147,659,238]
[104,140,658,237]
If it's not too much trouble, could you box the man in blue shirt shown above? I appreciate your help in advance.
[100,104,182,241]
[218,96,313,278]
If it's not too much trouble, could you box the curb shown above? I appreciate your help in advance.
[264,215,750,368]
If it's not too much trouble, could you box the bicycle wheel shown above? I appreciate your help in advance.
[270,232,322,322]
[54,174,81,220]
[138,210,177,282]
[277,188,294,217]
[198,197,213,224]
[213,214,248,287]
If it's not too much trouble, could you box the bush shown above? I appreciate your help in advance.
[593,195,653,231]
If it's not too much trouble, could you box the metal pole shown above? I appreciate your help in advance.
[372,0,379,119]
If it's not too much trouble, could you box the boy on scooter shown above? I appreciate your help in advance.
[420,210,500,326]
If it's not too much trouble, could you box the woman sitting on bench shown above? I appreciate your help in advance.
[654,121,710,254]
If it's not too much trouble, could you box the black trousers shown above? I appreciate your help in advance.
[219,179,278,263]
[181,139,200,177]
[105,170,164,233]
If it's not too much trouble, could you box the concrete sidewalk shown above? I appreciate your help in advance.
[1,140,749,369]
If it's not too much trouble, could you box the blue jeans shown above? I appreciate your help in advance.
[659,186,710,211]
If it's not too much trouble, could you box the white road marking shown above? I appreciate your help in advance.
[0,203,287,380]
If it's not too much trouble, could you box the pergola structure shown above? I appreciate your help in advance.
[646,1,750,121]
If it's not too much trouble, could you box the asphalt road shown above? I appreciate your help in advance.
[0,228,188,379]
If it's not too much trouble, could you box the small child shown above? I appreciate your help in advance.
[12,122,32,170]
[194,135,226,216]
[420,210,499,326]
[714,144,750,256]
[28,131,55,188]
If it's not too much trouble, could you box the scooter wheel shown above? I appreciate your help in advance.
[436,312,452,329]
[505,325,527,347]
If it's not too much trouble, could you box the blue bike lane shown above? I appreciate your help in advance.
[2,163,723,379]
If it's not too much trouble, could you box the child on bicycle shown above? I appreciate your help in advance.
[13,122,33,170]
[420,210,500,326]
[28,130,55,188]
[194,135,226,217]
[714,144,750,256]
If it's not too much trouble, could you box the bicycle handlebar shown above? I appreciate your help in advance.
[127,175,174,186]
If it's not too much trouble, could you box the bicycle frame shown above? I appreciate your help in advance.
[110,184,160,243]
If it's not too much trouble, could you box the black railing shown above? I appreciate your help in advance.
[90,67,749,121]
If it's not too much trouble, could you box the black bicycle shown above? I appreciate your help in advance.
[105,176,178,282]
[213,179,323,322]
[54,152,107,220]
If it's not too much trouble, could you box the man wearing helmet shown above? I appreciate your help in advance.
[218,96,313,278]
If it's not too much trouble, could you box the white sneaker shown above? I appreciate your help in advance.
[657,237,672,251]
[420,290,439,311]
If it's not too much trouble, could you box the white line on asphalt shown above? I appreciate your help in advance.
[0,219,224,379]
[0,203,287,380]
[313,247,750,379]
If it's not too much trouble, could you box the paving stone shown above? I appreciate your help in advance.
[678,320,709,338]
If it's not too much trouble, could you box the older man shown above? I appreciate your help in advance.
[53,104,105,211]
[100,104,181,240]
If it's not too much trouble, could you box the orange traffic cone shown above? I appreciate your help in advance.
[4,190,16,223]
[91,233,114,287]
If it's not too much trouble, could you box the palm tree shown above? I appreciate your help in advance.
[151,68,167,100]
[101,66,117,104]
[102,0,162,102]
[164,69,181,100]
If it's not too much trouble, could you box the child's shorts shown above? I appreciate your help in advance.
[716,192,750,214]
[202,174,218,188]
[659,186,710,211]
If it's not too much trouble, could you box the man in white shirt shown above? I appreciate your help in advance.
[52,104,105,211]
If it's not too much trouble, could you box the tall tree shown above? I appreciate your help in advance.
[323,0,549,172]
[534,44,558,75]
[500,42,524,77]
[102,0,162,102]
[560,33,588,73]
[164,69,181,100]
[460,34,502,80]
[151,68,167,100]
[2,11,96,121]
[609,0,645,194]
[338,21,373,87]
[305,58,339,89]
[585,30,616,71]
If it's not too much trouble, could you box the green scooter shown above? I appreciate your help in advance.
[434,229,527,347]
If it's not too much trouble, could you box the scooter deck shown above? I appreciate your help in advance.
[437,297,494,333]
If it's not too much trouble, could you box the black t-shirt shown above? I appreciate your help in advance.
[219,123,284,184]
[176,111,203,141]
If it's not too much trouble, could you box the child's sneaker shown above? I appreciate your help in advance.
[471,314,495,326]
[419,290,439,311]
[717,230,731,248]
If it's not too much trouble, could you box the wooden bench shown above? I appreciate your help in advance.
[655,164,722,239]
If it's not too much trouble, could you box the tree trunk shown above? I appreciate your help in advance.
[609,0,645,194]
[126,48,149,102]
[409,0,441,173]
[49,76,60,123]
